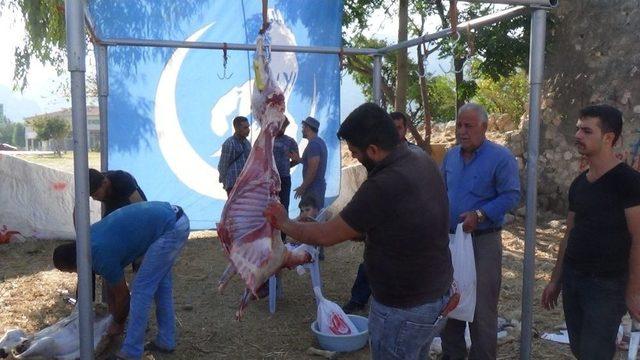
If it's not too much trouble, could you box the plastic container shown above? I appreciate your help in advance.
[311,314,369,352]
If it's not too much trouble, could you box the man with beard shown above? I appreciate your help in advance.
[342,110,427,314]
[542,104,640,359]
[390,111,424,154]
[294,116,327,207]
[440,103,520,360]
[265,103,452,360]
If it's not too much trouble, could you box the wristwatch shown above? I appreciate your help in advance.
[475,209,486,223]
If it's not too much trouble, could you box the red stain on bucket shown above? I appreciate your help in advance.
[52,182,67,191]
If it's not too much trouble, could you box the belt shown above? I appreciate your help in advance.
[449,227,501,237]
[173,205,184,220]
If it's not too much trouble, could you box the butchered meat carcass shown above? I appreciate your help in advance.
[216,29,314,319]
[0,305,112,359]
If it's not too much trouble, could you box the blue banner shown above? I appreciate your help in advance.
[88,0,343,229]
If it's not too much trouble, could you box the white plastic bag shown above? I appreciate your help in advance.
[313,286,359,335]
[447,223,477,322]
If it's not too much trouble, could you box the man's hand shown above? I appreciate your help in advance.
[293,186,306,199]
[627,286,640,321]
[541,280,561,310]
[107,320,124,336]
[459,211,479,233]
[264,202,288,230]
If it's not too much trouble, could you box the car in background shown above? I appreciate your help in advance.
[0,143,18,151]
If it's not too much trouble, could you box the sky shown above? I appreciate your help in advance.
[0,4,449,123]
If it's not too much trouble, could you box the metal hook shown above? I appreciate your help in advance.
[217,43,233,80]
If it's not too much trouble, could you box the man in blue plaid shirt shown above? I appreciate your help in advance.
[218,116,251,195]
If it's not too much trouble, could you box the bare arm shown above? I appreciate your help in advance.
[266,202,359,246]
[281,215,360,246]
[289,149,301,167]
[107,279,130,325]
[541,211,575,310]
[625,205,640,320]
[128,190,144,203]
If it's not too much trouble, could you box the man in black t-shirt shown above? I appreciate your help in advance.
[542,105,640,359]
[89,168,147,217]
[265,103,453,360]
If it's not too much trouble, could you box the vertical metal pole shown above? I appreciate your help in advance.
[372,55,383,106]
[65,0,94,359]
[94,44,109,303]
[520,7,547,360]
[95,44,108,172]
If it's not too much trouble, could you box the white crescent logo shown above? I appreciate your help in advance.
[154,23,227,199]
[154,10,317,200]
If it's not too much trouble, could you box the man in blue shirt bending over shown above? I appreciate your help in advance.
[53,201,190,360]
[440,103,520,360]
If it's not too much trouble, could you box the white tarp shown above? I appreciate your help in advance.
[320,164,368,221]
[0,153,101,240]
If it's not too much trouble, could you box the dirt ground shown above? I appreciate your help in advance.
[7,216,622,360]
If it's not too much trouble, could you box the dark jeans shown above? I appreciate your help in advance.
[279,176,292,212]
[562,264,627,360]
[279,176,291,242]
[350,262,371,305]
[442,231,502,360]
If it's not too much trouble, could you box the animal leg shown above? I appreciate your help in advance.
[218,262,237,294]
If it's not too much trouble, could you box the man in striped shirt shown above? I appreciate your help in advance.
[218,116,251,195]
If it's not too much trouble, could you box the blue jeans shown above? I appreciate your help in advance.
[369,294,449,360]
[562,264,627,360]
[120,214,190,359]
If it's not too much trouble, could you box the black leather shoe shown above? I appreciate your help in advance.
[342,301,365,314]
[144,341,174,354]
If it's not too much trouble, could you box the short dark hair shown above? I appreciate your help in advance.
[53,243,77,271]
[337,103,400,151]
[89,168,105,195]
[233,116,249,129]
[579,104,623,145]
[389,111,409,126]
[299,194,319,210]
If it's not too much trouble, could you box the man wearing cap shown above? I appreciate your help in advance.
[294,116,328,208]
[89,168,147,217]
[53,201,190,360]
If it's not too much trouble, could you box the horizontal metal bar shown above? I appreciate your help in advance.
[97,37,378,55]
[378,5,527,54]
[460,0,557,6]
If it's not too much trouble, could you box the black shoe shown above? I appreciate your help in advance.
[144,341,174,354]
[342,301,365,314]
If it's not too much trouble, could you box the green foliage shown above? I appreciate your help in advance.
[427,75,456,123]
[4,0,67,90]
[11,122,26,147]
[0,115,25,147]
[473,68,528,123]
[26,115,70,155]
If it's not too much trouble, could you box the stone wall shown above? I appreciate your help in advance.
[517,0,640,212]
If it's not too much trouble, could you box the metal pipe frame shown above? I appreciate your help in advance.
[99,38,378,56]
[520,8,548,360]
[65,0,94,358]
[73,3,552,360]
[95,44,108,172]
[460,0,558,7]
[379,5,527,54]
[372,55,383,105]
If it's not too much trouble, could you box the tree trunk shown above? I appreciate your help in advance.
[416,44,432,154]
[394,0,409,112]
[454,56,465,111]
